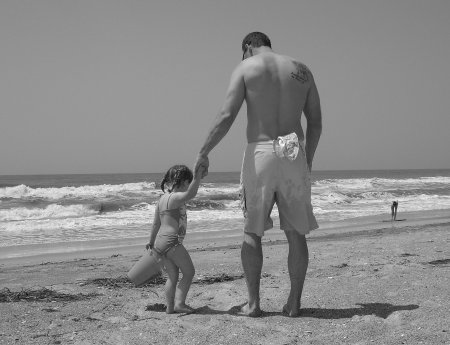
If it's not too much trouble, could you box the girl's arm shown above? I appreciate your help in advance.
[170,166,205,207]
[147,202,161,249]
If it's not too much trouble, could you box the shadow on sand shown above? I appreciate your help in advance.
[187,302,419,319]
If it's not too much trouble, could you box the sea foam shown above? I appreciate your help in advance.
[0,182,157,200]
[2,172,450,247]
[0,204,98,222]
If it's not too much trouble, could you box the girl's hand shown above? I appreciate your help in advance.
[195,164,207,179]
[146,242,153,250]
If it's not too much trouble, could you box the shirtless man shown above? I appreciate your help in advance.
[194,32,322,317]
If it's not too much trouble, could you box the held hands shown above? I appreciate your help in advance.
[145,242,153,250]
[195,164,207,179]
[194,154,209,179]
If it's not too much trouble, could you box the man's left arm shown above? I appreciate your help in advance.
[303,71,322,172]
[195,64,246,175]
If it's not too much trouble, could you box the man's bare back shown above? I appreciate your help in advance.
[242,51,320,143]
[197,44,321,171]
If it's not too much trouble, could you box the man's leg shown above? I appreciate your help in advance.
[283,230,309,317]
[240,232,263,317]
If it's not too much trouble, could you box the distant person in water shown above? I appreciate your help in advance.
[391,201,398,221]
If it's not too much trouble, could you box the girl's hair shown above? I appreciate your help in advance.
[160,165,193,192]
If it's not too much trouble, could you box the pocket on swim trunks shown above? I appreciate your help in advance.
[239,185,248,218]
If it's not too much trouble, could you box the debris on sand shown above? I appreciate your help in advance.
[194,273,244,285]
[82,273,165,288]
[0,287,98,303]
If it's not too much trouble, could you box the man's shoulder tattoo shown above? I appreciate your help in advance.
[290,61,309,83]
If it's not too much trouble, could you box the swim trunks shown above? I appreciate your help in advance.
[153,193,187,256]
[240,132,318,236]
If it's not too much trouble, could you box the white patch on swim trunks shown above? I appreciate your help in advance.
[273,132,299,161]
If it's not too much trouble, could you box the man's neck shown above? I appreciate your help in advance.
[252,46,273,55]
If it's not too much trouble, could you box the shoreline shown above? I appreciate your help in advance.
[1,208,449,266]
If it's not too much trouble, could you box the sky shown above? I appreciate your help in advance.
[1,0,449,175]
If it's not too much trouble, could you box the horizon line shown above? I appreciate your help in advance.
[1,167,450,177]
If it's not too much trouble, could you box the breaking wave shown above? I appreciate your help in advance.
[0,182,157,200]
[2,172,450,246]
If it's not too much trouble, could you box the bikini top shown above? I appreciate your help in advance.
[159,193,187,239]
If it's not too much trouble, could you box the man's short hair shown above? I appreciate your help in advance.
[241,32,272,52]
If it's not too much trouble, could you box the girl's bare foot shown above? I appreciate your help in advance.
[282,303,300,317]
[174,303,194,314]
[166,303,175,314]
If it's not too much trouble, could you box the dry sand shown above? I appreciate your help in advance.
[1,212,449,345]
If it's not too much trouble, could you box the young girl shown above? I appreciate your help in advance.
[147,164,204,314]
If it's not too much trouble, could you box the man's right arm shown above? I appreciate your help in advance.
[195,64,246,175]
[303,71,322,171]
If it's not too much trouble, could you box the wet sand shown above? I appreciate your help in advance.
[1,210,449,344]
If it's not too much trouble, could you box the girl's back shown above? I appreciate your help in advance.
[158,193,187,238]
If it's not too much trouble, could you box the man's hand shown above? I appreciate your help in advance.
[194,154,209,178]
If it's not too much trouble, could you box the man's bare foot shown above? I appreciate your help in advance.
[238,303,262,317]
[282,304,300,317]
[174,303,194,314]
[166,306,175,314]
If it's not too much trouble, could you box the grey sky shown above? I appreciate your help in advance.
[1,0,449,175]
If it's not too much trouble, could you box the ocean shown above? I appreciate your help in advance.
[1,169,450,249]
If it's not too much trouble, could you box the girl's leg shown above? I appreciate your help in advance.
[162,257,179,314]
[166,245,195,313]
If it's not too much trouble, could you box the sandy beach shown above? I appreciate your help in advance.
[1,210,449,345]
